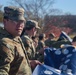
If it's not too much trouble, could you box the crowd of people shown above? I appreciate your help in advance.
[0,6,76,75]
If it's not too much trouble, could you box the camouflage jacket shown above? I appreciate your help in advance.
[45,39,56,47]
[21,35,36,60]
[36,41,45,51]
[0,28,32,75]
[21,33,44,61]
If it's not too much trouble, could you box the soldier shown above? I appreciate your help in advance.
[21,20,44,61]
[45,33,56,47]
[36,33,46,51]
[36,33,46,62]
[0,6,40,75]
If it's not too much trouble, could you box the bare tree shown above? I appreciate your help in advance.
[9,0,60,20]
[8,0,62,33]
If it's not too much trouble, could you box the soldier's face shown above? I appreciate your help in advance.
[4,19,25,37]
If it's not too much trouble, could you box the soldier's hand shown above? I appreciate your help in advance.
[29,60,42,69]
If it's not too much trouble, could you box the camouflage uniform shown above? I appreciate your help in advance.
[21,20,41,60]
[0,28,32,75]
[21,35,35,60]
[52,40,71,48]
[45,33,56,47]
[35,40,45,62]
[0,6,32,75]
[45,39,56,47]
[45,39,71,48]
[36,41,45,51]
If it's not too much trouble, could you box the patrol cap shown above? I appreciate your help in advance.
[4,6,25,22]
[25,20,40,29]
